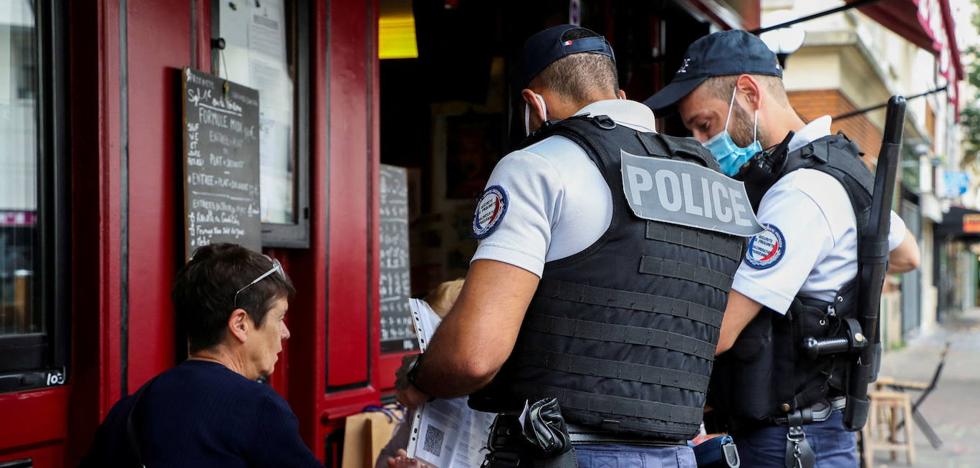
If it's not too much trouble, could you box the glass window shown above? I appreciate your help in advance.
[0,1,40,338]
[0,0,69,392]
[214,0,310,247]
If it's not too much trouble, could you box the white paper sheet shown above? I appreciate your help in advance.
[406,299,495,467]
[218,0,295,223]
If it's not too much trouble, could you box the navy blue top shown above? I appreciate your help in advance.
[81,360,323,468]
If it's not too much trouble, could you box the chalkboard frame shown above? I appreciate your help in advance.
[379,165,417,354]
[180,67,263,256]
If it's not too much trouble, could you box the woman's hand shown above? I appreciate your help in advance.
[386,449,433,468]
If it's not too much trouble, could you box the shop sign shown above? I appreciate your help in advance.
[0,211,36,226]
[943,171,970,198]
[963,214,980,233]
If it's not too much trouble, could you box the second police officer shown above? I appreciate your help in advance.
[396,25,755,467]
[645,30,921,467]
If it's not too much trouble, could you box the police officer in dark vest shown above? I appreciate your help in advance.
[395,25,754,467]
[645,30,921,468]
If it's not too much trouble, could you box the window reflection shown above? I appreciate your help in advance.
[0,0,40,336]
[0,0,44,335]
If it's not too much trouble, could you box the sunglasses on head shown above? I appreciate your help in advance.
[233,256,285,309]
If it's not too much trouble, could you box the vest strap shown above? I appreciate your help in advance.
[525,314,716,360]
[639,256,735,292]
[513,383,704,424]
[646,222,744,261]
[859,238,890,264]
[636,132,664,157]
[536,280,723,327]
[515,350,710,392]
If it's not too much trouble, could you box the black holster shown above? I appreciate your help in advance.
[483,398,578,468]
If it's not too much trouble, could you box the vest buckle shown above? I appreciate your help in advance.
[591,115,617,130]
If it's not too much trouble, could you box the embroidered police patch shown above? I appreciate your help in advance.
[473,185,508,239]
[744,224,786,270]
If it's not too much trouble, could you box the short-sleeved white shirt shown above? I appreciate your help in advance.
[731,116,908,313]
[470,99,657,277]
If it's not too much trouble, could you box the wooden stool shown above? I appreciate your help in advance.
[862,390,915,467]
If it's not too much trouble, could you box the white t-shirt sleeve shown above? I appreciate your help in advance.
[469,150,563,277]
[731,185,836,314]
[888,210,907,251]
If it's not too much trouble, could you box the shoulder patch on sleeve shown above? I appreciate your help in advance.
[473,185,509,239]
[744,223,786,270]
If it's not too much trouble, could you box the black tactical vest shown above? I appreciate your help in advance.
[706,133,875,433]
[469,115,744,441]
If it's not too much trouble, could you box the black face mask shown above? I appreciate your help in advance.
[733,131,796,211]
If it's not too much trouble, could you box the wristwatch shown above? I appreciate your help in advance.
[405,353,425,390]
[405,353,435,400]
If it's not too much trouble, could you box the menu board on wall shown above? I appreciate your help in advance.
[181,68,262,257]
[380,164,417,353]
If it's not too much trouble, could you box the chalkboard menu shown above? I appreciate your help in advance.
[181,68,262,256]
[380,165,417,353]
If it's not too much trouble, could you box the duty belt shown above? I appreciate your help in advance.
[566,423,686,447]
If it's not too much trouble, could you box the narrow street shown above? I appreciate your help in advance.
[875,308,980,467]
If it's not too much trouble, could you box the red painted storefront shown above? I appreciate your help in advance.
[1,0,396,465]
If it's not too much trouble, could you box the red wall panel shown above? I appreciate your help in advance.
[285,0,331,455]
[64,0,126,463]
[124,0,191,391]
[0,388,68,462]
[5,1,386,465]
[326,0,375,390]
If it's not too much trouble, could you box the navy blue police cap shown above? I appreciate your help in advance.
[519,24,615,90]
[643,30,782,114]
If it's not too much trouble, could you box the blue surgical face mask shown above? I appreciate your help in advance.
[703,86,762,176]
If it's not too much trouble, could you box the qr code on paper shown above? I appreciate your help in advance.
[422,425,445,457]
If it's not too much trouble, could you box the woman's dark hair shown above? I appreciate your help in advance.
[172,243,295,352]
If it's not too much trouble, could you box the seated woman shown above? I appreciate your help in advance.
[81,243,322,468]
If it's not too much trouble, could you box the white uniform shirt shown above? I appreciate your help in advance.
[731,116,908,313]
[470,99,656,277]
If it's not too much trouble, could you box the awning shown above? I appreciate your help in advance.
[847,0,962,114]
[936,206,980,238]
[678,0,745,31]
[848,0,938,52]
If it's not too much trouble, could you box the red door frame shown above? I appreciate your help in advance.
[0,0,128,464]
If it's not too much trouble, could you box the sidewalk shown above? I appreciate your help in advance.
[874,308,980,467]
